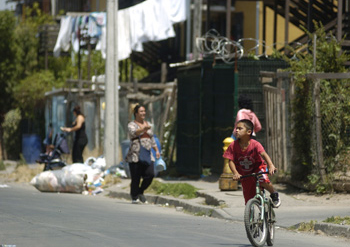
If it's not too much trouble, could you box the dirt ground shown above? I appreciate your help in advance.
[274,183,350,206]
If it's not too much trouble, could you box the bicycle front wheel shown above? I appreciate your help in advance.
[244,198,267,247]
[266,207,276,246]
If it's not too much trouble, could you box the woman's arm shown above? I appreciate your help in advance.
[153,145,160,159]
[134,125,151,136]
[62,115,84,132]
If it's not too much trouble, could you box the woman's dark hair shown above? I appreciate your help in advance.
[73,105,83,116]
[133,104,145,117]
[238,94,254,111]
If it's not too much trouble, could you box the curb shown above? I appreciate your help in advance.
[314,223,350,238]
[108,191,220,217]
[107,190,350,239]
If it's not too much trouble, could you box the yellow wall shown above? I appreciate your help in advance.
[90,0,107,12]
[235,1,304,55]
[261,6,304,54]
[235,1,257,52]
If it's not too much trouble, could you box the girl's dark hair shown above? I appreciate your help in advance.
[133,104,145,117]
[238,94,254,111]
[73,105,83,116]
[237,119,254,137]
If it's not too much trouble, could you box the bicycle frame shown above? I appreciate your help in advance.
[242,171,275,247]
[253,179,266,222]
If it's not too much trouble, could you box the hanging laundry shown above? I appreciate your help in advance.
[129,3,145,52]
[96,26,106,59]
[118,8,132,61]
[139,0,175,43]
[53,0,187,60]
[54,16,73,57]
[162,0,187,24]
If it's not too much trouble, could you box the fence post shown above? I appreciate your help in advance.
[313,78,327,184]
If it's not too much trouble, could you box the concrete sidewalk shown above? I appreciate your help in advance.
[106,176,350,239]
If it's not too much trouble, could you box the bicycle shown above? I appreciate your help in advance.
[240,172,276,247]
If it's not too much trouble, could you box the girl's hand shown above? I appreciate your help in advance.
[156,151,160,159]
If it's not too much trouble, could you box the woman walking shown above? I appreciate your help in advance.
[125,104,160,204]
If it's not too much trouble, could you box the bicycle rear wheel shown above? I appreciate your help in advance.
[266,207,276,246]
[244,198,267,247]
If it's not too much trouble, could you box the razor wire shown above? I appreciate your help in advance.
[196,29,307,63]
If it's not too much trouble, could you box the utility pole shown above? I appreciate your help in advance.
[192,0,202,60]
[105,0,119,168]
[226,0,231,39]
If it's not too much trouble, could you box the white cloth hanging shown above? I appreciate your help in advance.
[162,0,187,24]
[54,0,187,60]
[118,8,132,61]
[140,0,175,43]
[54,16,73,57]
[129,3,145,52]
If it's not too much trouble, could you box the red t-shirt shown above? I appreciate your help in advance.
[223,139,270,203]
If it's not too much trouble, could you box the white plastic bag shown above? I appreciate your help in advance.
[30,170,84,193]
[91,156,106,171]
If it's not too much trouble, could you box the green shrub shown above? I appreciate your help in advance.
[282,23,350,184]
[2,108,22,160]
[0,160,5,171]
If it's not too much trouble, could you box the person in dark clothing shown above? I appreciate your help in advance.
[61,105,88,163]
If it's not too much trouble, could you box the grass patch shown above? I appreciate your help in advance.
[103,174,121,187]
[9,164,44,183]
[16,154,28,168]
[0,160,5,171]
[323,216,350,225]
[146,180,198,199]
[288,221,316,232]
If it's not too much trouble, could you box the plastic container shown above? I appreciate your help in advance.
[22,134,42,164]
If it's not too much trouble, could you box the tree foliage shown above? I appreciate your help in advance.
[13,70,59,118]
[282,23,350,186]
[2,109,22,159]
[0,10,17,120]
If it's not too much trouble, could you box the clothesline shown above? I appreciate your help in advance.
[53,0,187,61]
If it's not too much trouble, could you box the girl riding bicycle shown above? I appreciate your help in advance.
[223,119,281,207]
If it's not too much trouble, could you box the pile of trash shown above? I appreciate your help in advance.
[30,156,128,195]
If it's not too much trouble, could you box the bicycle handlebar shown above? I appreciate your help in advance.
[239,171,269,179]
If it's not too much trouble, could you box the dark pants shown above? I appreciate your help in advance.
[72,137,88,163]
[129,162,154,200]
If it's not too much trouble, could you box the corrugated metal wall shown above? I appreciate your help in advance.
[176,58,289,176]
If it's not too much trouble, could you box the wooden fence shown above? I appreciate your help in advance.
[260,71,292,173]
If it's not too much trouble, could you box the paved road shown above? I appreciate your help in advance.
[0,182,349,247]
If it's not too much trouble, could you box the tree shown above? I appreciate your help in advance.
[0,10,17,159]
[0,11,17,121]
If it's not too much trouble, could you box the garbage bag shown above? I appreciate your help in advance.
[30,170,84,193]
[63,163,92,174]
[91,156,106,171]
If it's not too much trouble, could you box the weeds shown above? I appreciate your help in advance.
[146,180,198,199]
[289,221,316,232]
[323,216,350,225]
[0,160,5,171]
